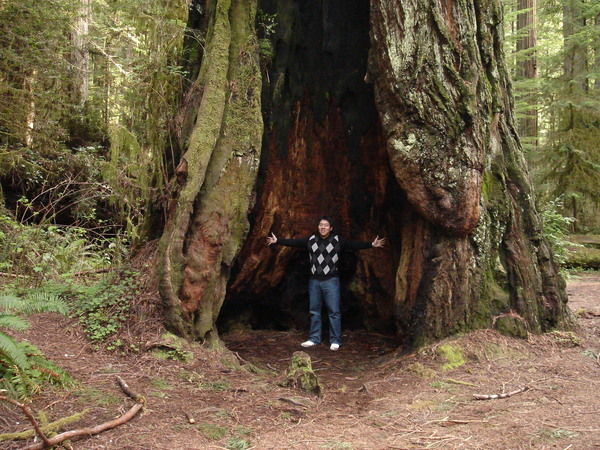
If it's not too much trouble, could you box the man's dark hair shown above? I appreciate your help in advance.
[319,216,333,228]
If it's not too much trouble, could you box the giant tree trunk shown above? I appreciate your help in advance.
[157,0,263,345]
[366,0,568,343]
[159,0,570,347]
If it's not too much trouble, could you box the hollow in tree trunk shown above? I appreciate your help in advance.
[158,0,571,348]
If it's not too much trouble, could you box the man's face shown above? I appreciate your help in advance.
[318,220,332,238]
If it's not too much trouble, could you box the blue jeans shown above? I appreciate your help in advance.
[307,277,341,345]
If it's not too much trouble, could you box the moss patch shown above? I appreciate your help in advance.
[436,344,466,371]
[494,314,529,339]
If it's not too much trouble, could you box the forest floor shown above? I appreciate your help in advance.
[2,271,599,449]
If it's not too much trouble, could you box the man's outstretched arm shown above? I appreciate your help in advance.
[266,233,309,248]
[342,235,387,250]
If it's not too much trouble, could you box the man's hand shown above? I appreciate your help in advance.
[266,232,278,246]
[372,236,386,248]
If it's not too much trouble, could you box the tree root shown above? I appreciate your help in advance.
[1,376,144,449]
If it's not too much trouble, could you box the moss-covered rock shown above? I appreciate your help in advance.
[565,235,600,269]
[494,314,529,339]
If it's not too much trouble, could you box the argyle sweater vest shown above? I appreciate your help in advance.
[308,234,341,278]
[275,234,372,280]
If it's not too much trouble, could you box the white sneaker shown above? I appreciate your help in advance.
[330,343,340,351]
[301,340,317,347]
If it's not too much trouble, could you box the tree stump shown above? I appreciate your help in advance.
[280,351,322,396]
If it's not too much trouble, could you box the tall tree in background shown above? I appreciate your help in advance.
[72,0,92,106]
[534,0,600,230]
[158,0,570,346]
[516,0,539,146]
[0,0,188,240]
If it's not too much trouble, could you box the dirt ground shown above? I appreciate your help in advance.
[2,271,599,449]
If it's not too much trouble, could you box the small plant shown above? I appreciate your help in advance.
[549,331,582,347]
[70,270,142,346]
[225,436,252,450]
[257,9,277,60]
[539,197,576,267]
[199,380,230,392]
[198,423,227,440]
[0,293,72,399]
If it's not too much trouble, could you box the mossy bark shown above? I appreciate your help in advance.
[369,0,571,344]
[280,351,323,396]
[157,0,263,344]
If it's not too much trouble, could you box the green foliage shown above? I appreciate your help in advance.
[0,0,189,247]
[0,212,124,279]
[0,0,80,148]
[0,293,72,399]
[539,197,576,266]
[198,423,228,440]
[69,270,142,346]
[503,0,600,230]
[257,10,277,60]
[225,437,253,450]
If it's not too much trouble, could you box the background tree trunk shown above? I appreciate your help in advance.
[516,0,538,146]
[71,0,91,106]
[159,0,571,347]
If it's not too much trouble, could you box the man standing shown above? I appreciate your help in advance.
[267,216,385,351]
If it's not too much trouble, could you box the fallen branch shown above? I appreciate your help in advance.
[22,402,143,449]
[0,272,28,278]
[0,409,88,442]
[116,375,145,404]
[279,396,315,409]
[0,396,52,447]
[72,268,110,277]
[473,386,528,400]
[13,376,143,449]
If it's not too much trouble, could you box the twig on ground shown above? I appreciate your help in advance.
[0,396,52,447]
[542,422,600,433]
[22,402,143,449]
[473,386,528,400]
[5,376,144,449]
[437,418,490,425]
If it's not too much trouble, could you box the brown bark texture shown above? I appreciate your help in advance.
[367,0,569,342]
[158,0,570,347]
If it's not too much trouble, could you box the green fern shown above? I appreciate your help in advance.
[0,293,68,317]
[0,292,72,399]
[0,315,29,331]
[0,331,29,369]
